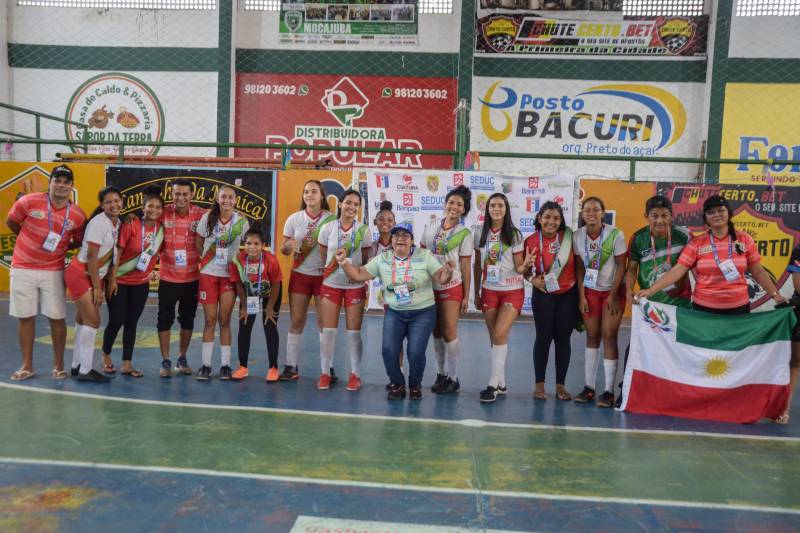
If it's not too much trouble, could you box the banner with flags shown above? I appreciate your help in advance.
[621,299,795,424]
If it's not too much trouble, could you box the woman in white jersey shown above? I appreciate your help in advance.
[573,196,627,408]
[194,185,249,381]
[279,180,335,381]
[420,185,473,395]
[317,189,373,392]
[473,193,525,403]
[65,186,122,382]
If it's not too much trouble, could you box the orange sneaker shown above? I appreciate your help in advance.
[231,366,249,380]
[266,367,279,382]
[317,373,331,390]
[345,373,362,391]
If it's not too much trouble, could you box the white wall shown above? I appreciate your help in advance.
[728,15,800,59]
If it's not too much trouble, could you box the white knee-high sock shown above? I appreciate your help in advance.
[286,332,301,367]
[603,359,618,393]
[489,344,508,388]
[220,345,231,367]
[71,324,83,369]
[320,328,337,374]
[433,337,446,375]
[584,347,600,390]
[78,326,97,375]
[445,338,461,380]
[202,342,214,367]
[346,330,362,376]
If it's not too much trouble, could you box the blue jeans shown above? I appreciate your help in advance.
[382,305,436,388]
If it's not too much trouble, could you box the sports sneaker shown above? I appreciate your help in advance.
[160,359,173,378]
[70,365,80,377]
[266,367,279,382]
[430,373,447,393]
[597,391,615,408]
[614,394,623,409]
[232,366,249,380]
[440,377,460,394]
[329,367,338,384]
[574,386,596,404]
[409,385,422,401]
[345,373,362,391]
[77,369,111,383]
[196,365,212,381]
[176,356,192,375]
[219,365,232,381]
[496,385,508,396]
[279,365,299,381]
[479,386,499,403]
[387,383,406,400]
[317,373,332,390]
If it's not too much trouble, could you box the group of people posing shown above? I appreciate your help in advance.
[7,166,799,423]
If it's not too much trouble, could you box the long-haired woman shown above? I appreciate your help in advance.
[194,185,249,381]
[420,185,472,394]
[473,193,525,403]
[65,186,123,382]
[101,185,165,378]
[316,189,372,391]
[279,180,335,381]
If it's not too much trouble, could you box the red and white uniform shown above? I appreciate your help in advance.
[283,209,334,276]
[64,213,120,300]
[421,218,473,302]
[523,230,577,294]
[475,228,524,312]
[115,220,164,286]
[318,219,372,306]
[159,203,205,284]
[196,211,249,305]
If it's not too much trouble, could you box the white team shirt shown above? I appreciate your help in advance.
[196,211,249,278]
[77,213,120,279]
[420,218,474,291]
[474,227,524,291]
[573,224,627,292]
[318,219,373,289]
[283,209,334,276]
[371,235,392,257]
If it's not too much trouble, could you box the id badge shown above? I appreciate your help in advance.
[175,249,188,268]
[42,231,61,252]
[486,265,501,285]
[584,268,599,289]
[214,247,229,266]
[394,283,411,307]
[718,259,740,282]
[246,296,261,315]
[655,269,675,292]
[136,252,153,272]
[544,273,560,293]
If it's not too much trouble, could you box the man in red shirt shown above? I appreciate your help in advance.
[6,165,87,380]
[157,179,206,377]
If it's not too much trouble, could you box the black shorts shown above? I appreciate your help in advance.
[157,279,199,332]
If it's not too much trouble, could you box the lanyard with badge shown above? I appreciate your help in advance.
[539,231,562,293]
[42,199,71,252]
[245,253,263,315]
[391,246,415,306]
[135,219,159,272]
[434,219,454,256]
[710,233,740,282]
[485,234,505,285]
[582,225,604,289]
[337,222,357,268]
[173,210,190,268]
[650,229,674,291]
[214,216,234,266]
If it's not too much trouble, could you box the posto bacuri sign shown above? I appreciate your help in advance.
[65,72,165,156]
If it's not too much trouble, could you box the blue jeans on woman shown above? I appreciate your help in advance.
[382,305,436,388]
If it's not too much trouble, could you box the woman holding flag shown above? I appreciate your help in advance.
[517,201,578,401]
[101,185,165,377]
[573,196,627,408]
[473,193,525,403]
[280,180,335,381]
[194,185,249,380]
[316,189,372,391]
[420,185,473,394]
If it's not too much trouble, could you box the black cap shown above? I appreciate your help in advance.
[702,194,729,212]
[50,165,74,182]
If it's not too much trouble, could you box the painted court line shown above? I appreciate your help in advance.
[0,457,798,516]
[1,381,797,443]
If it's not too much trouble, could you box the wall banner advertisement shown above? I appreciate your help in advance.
[235,74,457,170]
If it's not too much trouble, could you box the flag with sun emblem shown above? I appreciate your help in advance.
[621,299,796,423]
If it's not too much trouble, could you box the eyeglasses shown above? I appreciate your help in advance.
[392,233,412,241]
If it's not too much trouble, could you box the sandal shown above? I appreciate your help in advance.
[121,368,143,378]
[102,360,117,374]
[556,389,572,401]
[51,368,69,380]
[533,389,547,400]
[774,413,790,425]
[10,368,35,381]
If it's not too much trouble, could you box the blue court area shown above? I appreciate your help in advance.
[1,298,799,532]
